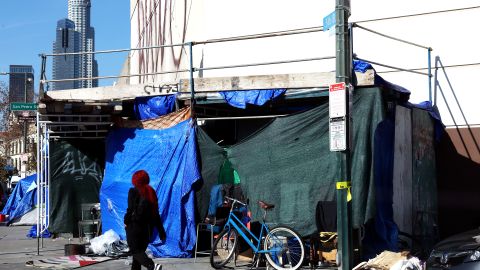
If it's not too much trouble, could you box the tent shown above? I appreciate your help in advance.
[100,119,201,258]
[1,174,37,222]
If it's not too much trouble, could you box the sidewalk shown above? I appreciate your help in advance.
[0,225,219,270]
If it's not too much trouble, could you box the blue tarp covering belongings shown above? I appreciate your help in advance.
[1,174,37,221]
[100,119,201,257]
[134,94,176,120]
[219,89,286,109]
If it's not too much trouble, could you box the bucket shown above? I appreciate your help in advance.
[0,214,6,222]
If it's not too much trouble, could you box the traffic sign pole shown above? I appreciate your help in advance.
[334,0,353,269]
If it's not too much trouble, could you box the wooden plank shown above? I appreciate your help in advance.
[411,108,437,249]
[179,70,374,92]
[44,83,178,102]
[44,70,374,102]
[392,105,413,235]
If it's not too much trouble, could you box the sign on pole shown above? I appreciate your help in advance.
[10,102,38,111]
[323,11,336,36]
[329,82,346,118]
[330,118,347,151]
[323,11,336,31]
[18,116,36,122]
[329,82,347,151]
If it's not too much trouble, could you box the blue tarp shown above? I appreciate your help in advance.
[27,224,51,238]
[134,95,176,120]
[1,174,37,221]
[219,89,286,109]
[100,120,201,257]
[362,117,399,259]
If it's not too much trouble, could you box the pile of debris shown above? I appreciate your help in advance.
[353,251,423,270]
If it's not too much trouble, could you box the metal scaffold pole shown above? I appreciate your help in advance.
[335,0,353,269]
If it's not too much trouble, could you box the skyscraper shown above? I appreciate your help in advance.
[52,0,98,90]
[8,65,34,103]
[52,19,80,90]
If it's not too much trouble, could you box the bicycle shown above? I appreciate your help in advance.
[210,196,305,270]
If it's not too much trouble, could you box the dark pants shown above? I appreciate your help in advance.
[127,224,154,270]
[131,252,154,270]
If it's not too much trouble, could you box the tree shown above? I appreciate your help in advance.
[0,81,28,184]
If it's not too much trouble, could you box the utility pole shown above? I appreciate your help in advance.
[335,0,353,269]
[23,72,30,178]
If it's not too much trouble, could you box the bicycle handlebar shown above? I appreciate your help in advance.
[224,196,247,206]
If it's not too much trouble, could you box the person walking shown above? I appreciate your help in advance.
[124,170,166,270]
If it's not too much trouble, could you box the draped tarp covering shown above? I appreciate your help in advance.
[134,94,176,120]
[49,140,104,234]
[219,89,286,109]
[114,106,191,130]
[1,174,37,221]
[100,119,201,258]
[197,87,385,236]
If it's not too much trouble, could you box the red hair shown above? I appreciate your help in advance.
[132,170,158,212]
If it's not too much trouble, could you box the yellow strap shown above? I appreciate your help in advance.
[336,181,351,189]
[336,181,352,202]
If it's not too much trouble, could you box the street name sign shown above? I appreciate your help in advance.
[323,11,336,31]
[10,102,38,111]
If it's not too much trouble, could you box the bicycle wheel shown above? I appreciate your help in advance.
[264,226,305,270]
[210,228,238,269]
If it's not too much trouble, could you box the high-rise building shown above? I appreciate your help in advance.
[52,0,98,90]
[52,19,80,90]
[68,0,98,88]
[8,65,34,103]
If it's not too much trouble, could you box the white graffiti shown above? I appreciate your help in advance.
[53,150,102,184]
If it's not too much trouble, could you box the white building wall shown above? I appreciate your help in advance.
[130,0,480,125]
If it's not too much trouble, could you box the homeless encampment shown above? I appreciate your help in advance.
[1,174,37,223]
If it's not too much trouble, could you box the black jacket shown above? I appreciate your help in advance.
[124,187,166,252]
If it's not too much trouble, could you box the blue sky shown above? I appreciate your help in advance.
[0,0,130,90]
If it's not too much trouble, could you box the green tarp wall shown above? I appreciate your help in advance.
[49,140,105,234]
[197,87,386,236]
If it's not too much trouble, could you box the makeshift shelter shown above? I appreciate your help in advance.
[48,140,105,234]
[38,57,439,259]
[100,119,201,257]
[1,174,37,222]
[195,82,439,258]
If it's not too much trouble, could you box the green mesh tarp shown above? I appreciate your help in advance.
[197,87,385,236]
[49,140,105,234]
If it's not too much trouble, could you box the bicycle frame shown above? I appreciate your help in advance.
[223,206,273,255]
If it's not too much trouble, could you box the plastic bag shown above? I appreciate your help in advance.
[90,229,120,255]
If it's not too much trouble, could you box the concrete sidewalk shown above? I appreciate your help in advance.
[0,225,256,270]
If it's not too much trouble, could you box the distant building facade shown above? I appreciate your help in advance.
[8,65,34,103]
[52,0,98,90]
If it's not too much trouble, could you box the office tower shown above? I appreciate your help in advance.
[52,19,80,90]
[52,0,98,90]
[8,65,34,103]
[68,0,98,88]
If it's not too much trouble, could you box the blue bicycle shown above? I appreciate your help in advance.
[210,197,305,270]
